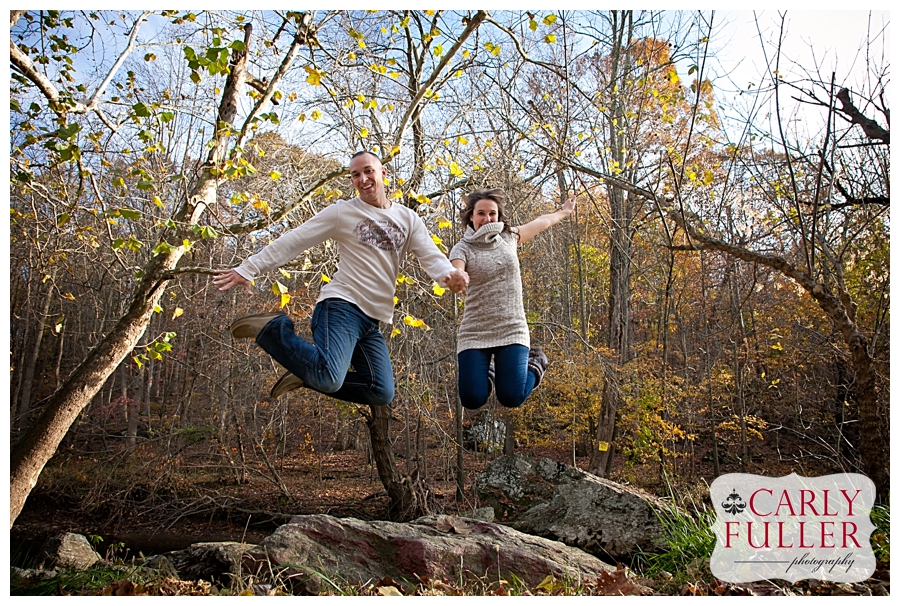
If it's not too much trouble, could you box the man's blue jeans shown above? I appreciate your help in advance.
[458,344,536,410]
[255,298,394,406]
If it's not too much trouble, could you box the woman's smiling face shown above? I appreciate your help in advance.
[472,198,499,229]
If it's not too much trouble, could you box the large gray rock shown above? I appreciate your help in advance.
[246,513,615,593]
[40,532,102,570]
[474,454,672,560]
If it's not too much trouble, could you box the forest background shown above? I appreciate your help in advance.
[6,8,890,547]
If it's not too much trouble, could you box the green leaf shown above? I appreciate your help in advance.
[133,102,151,117]
[199,225,218,239]
[119,208,142,220]
[229,40,246,51]
[57,212,71,227]
[152,241,174,256]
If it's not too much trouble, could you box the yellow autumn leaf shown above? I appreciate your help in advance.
[306,71,322,86]
[403,315,429,330]
[437,217,452,229]
[431,234,443,246]
[463,49,470,58]
[543,14,557,25]
[449,161,463,176]
[457,135,468,145]
[390,326,401,338]
[393,296,399,305]
[702,170,714,185]
[272,281,287,295]
[172,307,184,320]
[270,171,282,180]
[280,293,291,308]
[320,274,331,283]
[432,283,446,296]
[359,128,369,138]
[278,268,291,279]
[536,575,555,591]
[544,34,556,44]
[529,19,538,31]
[153,304,162,313]
[152,196,164,207]
[311,110,322,120]
[391,190,403,199]
[391,145,401,157]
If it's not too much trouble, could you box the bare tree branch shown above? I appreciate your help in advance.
[836,87,890,145]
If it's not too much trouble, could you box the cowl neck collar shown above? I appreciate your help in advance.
[463,222,505,246]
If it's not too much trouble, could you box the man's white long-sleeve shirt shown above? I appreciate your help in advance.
[234,197,454,324]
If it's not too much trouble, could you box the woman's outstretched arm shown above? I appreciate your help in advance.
[514,196,577,244]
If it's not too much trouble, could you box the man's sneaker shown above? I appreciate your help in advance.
[271,371,304,399]
[230,312,285,339]
[527,346,549,387]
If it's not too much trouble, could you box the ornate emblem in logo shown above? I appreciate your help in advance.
[721,489,747,515]
[355,218,406,251]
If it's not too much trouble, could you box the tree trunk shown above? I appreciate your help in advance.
[589,370,619,474]
[671,217,889,500]
[8,22,264,528]
[365,405,432,522]
[126,364,142,450]
[10,255,180,527]
[16,279,53,430]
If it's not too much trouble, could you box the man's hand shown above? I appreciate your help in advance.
[444,268,469,293]
[212,268,252,294]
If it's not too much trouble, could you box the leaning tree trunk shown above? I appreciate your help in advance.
[8,24,257,528]
[671,218,889,501]
[10,252,182,526]
[366,405,432,522]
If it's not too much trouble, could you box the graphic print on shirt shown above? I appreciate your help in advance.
[355,218,406,251]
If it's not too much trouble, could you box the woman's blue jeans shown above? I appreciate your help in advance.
[458,344,536,410]
[255,298,394,406]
